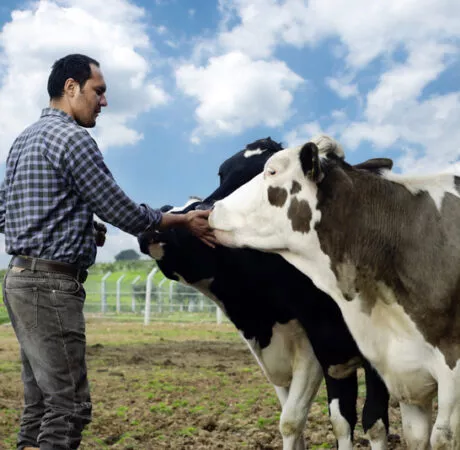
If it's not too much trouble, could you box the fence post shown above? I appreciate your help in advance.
[101,271,112,314]
[131,275,141,312]
[216,305,223,325]
[157,278,167,313]
[144,268,158,325]
[169,281,175,312]
[116,274,126,314]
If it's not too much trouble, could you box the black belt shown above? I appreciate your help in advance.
[10,255,88,283]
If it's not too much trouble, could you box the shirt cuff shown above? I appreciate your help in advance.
[139,204,163,232]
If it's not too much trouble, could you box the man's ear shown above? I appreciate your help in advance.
[63,78,78,97]
[299,142,322,182]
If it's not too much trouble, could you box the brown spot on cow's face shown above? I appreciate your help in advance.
[287,197,312,233]
[290,181,302,195]
[268,186,288,207]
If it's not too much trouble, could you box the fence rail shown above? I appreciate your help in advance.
[0,271,227,325]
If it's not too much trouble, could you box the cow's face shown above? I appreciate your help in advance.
[210,141,324,253]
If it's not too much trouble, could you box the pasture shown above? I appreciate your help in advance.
[0,320,406,449]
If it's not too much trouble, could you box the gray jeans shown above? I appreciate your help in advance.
[3,266,92,449]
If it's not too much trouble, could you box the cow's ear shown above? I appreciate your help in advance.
[299,142,322,182]
[353,157,393,173]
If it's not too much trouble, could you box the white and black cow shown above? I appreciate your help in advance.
[210,135,460,449]
[139,138,391,450]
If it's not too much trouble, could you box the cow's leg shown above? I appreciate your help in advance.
[430,367,457,450]
[324,371,357,450]
[451,364,460,450]
[400,401,432,450]
[274,385,289,405]
[243,322,322,450]
[361,360,389,450]
[278,353,323,450]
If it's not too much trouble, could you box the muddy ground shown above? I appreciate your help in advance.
[0,320,407,449]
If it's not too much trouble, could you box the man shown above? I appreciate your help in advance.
[0,54,215,450]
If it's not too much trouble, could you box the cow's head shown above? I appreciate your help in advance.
[209,135,391,254]
[200,137,284,207]
[138,196,219,283]
[209,138,325,251]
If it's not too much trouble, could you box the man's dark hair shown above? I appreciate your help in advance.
[47,54,100,100]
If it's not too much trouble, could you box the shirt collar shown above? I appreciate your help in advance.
[41,107,77,124]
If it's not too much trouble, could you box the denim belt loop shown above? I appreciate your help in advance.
[30,258,37,272]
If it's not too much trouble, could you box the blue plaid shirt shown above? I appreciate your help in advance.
[0,108,162,268]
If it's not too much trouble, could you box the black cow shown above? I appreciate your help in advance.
[139,138,391,450]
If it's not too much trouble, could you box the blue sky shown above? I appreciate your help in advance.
[0,0,459,267]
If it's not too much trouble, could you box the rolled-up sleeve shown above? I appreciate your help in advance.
[65,130,162,235]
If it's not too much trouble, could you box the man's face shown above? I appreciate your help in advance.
[71,64,107,128]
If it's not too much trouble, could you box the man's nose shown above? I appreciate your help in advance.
[100,95,108,107]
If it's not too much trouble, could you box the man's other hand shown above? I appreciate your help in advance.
[94,221,107,247]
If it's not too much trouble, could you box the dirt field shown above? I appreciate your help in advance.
[0,320,405,449]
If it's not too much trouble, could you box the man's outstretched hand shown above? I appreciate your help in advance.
[183,210,218,248]
[152,208,218,248]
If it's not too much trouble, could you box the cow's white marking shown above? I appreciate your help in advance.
[167,196,202,212]
[148,242,165,260]
[382,170,460,211]
[367,419,388,450]
[329,399,353,450]
[244,147,266,158]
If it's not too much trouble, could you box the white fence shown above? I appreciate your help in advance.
[83,270,226,324]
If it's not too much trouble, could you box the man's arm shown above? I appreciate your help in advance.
[65,131,162,235]
[65,131,216,246]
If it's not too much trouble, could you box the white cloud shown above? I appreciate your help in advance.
[340,40,460,171]
[0,0,169,161]
[219,0,460,68]
[215,0,460,171]
[326,76,358,99]
[180,0,459,147]
[176,51,303,141]
[364,42,456,125]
